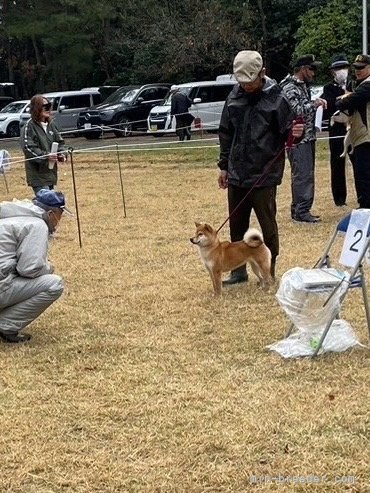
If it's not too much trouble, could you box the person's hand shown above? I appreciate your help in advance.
[337,92,352,100]
[49,153,58,162]
[218,170,228,189]
[292,121,305,139]
[314,97,327,109]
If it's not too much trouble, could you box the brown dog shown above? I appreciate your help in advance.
[190,222,272,295]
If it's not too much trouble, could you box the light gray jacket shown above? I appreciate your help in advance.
[0,200,53,294]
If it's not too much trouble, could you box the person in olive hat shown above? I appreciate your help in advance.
[280,54,327,223]
[336,54,370,209]
[322,54,353,207]
[0,189,70,343]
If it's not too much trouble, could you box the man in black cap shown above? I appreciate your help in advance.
[336,54,370,209]
[280,54,327,223]
[322,54,352,207]
[0,190,70,343]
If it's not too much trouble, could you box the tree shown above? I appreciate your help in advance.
[294,0,362,82]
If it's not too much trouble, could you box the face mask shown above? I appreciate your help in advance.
[334,69,348,86]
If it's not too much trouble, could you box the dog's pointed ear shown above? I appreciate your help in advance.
[204,223,214,232]
[195,221,201,227]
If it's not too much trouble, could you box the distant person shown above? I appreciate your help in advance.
[20,94,67,195]
[336,54,370,209]
[218,50,304,285]
[280,55,327,223]
[170,88,194,141]
[0,190,70,343]
[322,54,352,207]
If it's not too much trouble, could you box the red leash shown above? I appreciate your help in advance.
[216,117,304,234]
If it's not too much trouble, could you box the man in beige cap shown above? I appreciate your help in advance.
[218,50,304,285]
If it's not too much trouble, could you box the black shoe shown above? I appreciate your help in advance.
[0,332,32,343]
[293,213,321,223]
[222,273,249,286]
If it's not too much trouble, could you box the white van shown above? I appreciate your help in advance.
[147,76,236,135]
[20,89,102,133]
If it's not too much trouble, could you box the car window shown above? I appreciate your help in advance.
[92,93,102,105]
[103,87,138,104]
[195,86,214,103]
[0,102,27,113]
[213,84,235,101]
[140,87,168,102]
[121,89,140,103]
[50,97,59,111]
[59,94,91,109]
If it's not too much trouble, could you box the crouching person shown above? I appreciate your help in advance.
[0,189,71,343]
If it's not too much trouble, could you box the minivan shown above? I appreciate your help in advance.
[147,76,236,136]
[20,89,102,134]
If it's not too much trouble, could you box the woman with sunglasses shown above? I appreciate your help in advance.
[20,95,67,195]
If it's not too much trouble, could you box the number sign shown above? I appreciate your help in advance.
[340,210,370,268]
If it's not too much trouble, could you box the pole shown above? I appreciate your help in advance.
[116,144,127,217]
[68,148,83,248]
[364,0,368,55]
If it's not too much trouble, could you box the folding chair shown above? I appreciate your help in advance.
[285,210,370,357]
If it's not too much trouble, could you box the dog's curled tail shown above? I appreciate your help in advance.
[243,228,264,247]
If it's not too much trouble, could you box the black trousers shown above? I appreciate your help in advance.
[175,115,191,141]
[227,184,279,262]
[329,130,347,206]
[353,142,370,208]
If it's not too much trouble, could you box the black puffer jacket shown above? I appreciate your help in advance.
[218,77,294,188]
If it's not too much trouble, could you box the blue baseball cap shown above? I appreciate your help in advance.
[33,189,73,215]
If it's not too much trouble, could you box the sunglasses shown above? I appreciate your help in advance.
[42,102,52,111]
[307,66,317,72]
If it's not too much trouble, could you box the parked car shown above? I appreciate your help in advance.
[147,77,236,136]
[20,89,102,134]
[0,99,29,138]
[0,96,15,111]
[77,83,171,139]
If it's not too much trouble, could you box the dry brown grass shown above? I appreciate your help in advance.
[0,141,369,493]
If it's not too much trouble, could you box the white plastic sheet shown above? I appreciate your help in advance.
[267,320,362,358]
[275,267,348,332]
[267,267,362,357]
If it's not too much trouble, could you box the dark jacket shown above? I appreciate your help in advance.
[20,118,65,187]
[280,74,316,142]
[170,92,192,116]
[322,81,347,136]
[336,75,370,148]
[218,77,294,189]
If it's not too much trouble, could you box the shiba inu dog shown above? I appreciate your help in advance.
[190,222,273,296]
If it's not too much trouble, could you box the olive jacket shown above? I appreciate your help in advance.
[20,119,66,187]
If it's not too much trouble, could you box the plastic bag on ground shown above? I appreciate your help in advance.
[266,319,363,358]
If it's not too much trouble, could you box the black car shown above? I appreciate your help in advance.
[77,84,171,139]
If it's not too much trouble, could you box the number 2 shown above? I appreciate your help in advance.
[350,229,363,252]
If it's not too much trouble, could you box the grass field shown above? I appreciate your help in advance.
[0,138,369,492]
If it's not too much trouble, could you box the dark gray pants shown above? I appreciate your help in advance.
[0,274,64,334]
[287,141,316,218]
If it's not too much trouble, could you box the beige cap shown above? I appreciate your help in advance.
[233,50,263,83]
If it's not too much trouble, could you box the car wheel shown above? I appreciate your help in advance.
[7,122,20,138]
[114,117,132,137]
